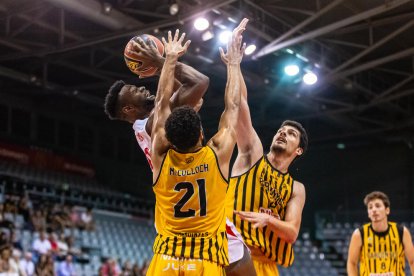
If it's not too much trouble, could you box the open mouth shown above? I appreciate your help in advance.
[276,137,287,143]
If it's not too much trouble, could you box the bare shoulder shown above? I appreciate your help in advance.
[352,228,362,237]
[403,226,412,237]
[293,180,306,195]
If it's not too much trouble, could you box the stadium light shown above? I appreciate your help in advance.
[169,3,179,15]
[201,30,214,41]
[218,30,232,44]
[194,18,209,31]
[245,44,256,55]
[284,65,300,76]
[303,71,318,85]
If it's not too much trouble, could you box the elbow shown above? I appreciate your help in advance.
[287,235,298,244]
[198,75,210,95]
[202,74,210,88]
[286,229,299,244]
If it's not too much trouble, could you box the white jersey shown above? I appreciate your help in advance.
[132,117,247,264]
[132,118,153,171]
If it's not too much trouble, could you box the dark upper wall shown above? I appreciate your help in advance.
[292,142,414,227]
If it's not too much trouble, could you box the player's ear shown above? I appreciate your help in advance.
[386,207,390,215]
[122,105,134,114]
[296,147,303,156]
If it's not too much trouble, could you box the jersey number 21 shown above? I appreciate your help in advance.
[174,179,206,218]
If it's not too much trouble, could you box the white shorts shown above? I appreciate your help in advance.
[226,218,248,264]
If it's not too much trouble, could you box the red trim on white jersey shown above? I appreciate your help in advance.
[132,118,153,171]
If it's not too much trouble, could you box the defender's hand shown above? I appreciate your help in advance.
[219,18,249,65]
[162,29,191,58]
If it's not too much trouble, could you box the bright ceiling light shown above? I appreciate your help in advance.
[284,65,299,76]
[169,3,179,15]
[194,18,209,31]
[245,44,256,55]
[218,30,232,44]
[303,72,318,85]
[201,30,214,41]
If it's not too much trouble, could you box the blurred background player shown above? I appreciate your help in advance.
[347,191,414,276]
[223,47,308,275]
[146,24,244,275]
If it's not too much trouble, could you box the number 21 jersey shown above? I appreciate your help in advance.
[152,146,229,266]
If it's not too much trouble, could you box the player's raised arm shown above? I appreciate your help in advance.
[168,62,209,109]
[132,34,208,135]
[207,18,248,178]
[132,36,208,108]
[218,22,262,176]
[151,30,191,177]
[232,69,263,175]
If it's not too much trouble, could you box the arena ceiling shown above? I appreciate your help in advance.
[1,0,414,148]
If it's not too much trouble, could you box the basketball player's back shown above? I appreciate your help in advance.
[153,146,229,266]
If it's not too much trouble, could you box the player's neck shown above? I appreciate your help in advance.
[175,144,203,154]
[266,152,292,174]
[371,219,388,233]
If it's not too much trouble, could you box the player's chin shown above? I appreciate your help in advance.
[271,144,285,152]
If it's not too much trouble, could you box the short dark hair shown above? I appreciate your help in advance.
[165,106,201,151]
[364,191,390,208]
[281,120,308,155]
[104,80,125,120]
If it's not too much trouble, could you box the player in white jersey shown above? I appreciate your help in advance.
[132,118,153,169]
[104,33,255,275]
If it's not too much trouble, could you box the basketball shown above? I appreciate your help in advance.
[124,34,164,77]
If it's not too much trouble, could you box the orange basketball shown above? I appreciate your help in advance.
[124,34,164,77]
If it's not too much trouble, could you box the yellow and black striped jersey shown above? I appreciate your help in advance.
[225,156,295,267]
[359,222,405,276]
[153,146,228,266]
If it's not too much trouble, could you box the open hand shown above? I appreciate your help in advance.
[162,29,191,58]
[219,18,249,65]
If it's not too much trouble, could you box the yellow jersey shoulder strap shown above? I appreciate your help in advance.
[393,222,404,247]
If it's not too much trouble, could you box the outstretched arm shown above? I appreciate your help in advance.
[207,18,248,179]
[151,30,191,180]
[232,71,262,175]
[219,38,262,176]
[132,38,208,133]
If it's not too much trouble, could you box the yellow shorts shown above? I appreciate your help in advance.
[146,254,226,276]
[252,256,278,276]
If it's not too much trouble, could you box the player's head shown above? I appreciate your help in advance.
[165,106,203,152]
[364,191,390,223]
[104,80,155,123]
[270,120,308,160]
